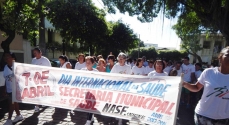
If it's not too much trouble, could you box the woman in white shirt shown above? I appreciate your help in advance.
[3,53,24,125]
[81,56,98,125]
[110,52,131,75]
[148,60,168,77]
[131,58,146,75]
[74,53,86,70]
[110,52,131,125]
[59,55,72,69]
[145,60,155,75]
[183,46,229,125]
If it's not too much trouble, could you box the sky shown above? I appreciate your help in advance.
[92,0,181,49]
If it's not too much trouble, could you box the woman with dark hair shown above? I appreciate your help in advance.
[74,53,86,70]
[131,58,146,75]
[148,60,168,76]
[3,53,24,125]
[80,56,98,125]
[106,55,115,73]
[92,56,97,68]
[59,55,72,69]
[182,46,229,125]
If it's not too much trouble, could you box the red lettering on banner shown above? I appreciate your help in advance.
[21,88,29,99]
[34,72,41,85]
[115,93,121,103]
[29,87,36,98]
[147,98,156,109]
[130,95,142,107]
[104,92,113,103]
[64,87,70,96]
[40,71,49,84]
[21,85,54,99]
[151,99,162,110]
[156,101,169,113]
[74,88,80,98]
[37,86,44,97]
[22,72,30,86]
[119,94,126,104]
[96,90,103,100]
[69,88,75,97]
[59,87,64,96]
[165,103,175,115]
[101,91,107,101]
[124,94,133,105]
[87,92,96,100]
[80,89,85,98]
[142,97,152,109]
[138,96,145,107]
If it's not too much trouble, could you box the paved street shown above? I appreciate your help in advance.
[0,100,195,125]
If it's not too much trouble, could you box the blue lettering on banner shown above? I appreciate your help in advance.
[137,82,171,98]
[58,74,72,85]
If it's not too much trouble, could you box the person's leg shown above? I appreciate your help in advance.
[14,102,20,115]
[85,113,93,125]
[185,89,190,108]
[3,93,14,125]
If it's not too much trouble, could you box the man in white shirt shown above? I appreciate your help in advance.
[145,60,154,75]
[31,48,51,67]
[31,48,51,112]
[181,57,195,108]
[173,61,182,76]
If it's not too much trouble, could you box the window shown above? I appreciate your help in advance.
[214,41,222,53]
[203,41,211,49]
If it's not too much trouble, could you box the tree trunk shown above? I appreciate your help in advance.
[0,30,15,71]
[38,0,46,56]
[196,54,202,64]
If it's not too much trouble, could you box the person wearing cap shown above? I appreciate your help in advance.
[3,53,24,125]
[142,56,148,67]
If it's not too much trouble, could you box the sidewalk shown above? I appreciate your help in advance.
[0,100,195,125]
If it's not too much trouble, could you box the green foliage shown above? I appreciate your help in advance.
[157,49,187,61]
[46,0,108,55]
[129,47,158,60]
[129,47,187,61]
[0,0,39,39]
[102,0,229,45]
[103,21,139,56]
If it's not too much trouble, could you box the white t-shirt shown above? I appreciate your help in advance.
[195,70,202,79]
[195,67,229,119]
[60,62,71,69]
[148,71,168,77]
[163,66,172,74]
[182,64,195,82]
[31,56,51,67]
[145,66,154,74]
[173,67,183,76]
[3,65,14,93]
[110,63,131,74]
[131,66,146,75]
[74,62,86,70]
[81,68,98,72]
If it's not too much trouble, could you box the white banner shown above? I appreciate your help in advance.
[13,62,182,125]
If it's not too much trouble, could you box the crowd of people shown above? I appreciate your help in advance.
[2,46,229,125]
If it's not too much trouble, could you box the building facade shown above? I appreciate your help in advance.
[187,34,227,65]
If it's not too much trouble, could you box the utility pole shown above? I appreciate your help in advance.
[138,34,140,58]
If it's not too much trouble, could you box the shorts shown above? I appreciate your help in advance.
[194,113,229,125]
[182,87,190,94]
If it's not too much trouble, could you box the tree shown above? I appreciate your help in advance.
[172,12,203,63]
[157,50,188,61]
[104,21,139,56]
[129,47,158,60]
[0,0,40,71]
[101,0,229,45]
[46,0,108,55]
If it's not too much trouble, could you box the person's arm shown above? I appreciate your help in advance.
[183,82,203,92]
[66,63,72,69]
